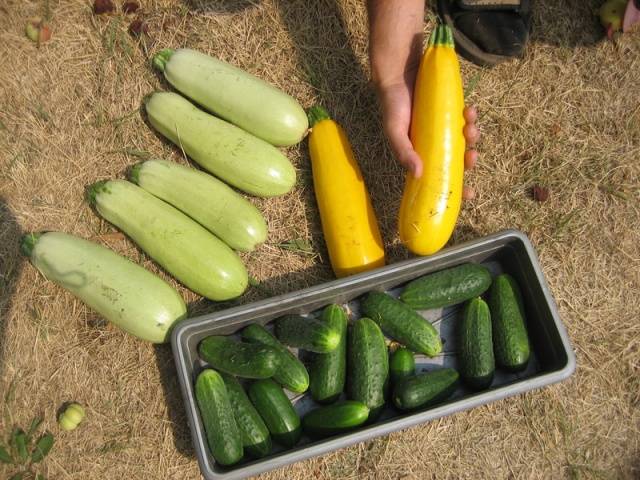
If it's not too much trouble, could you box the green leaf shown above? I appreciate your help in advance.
[9,472,24,480]
[0,444,13,463]
[36,474,46,480]
[27,416,44,440]
[13,430,28,462]
[31,433,54,463]
[248,276,260,287]
[276,238,315,256]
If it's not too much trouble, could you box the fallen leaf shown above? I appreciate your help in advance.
[94,0,115,15]
[129,17,148,36]
[122,0,140,13]
[532,185,550,202]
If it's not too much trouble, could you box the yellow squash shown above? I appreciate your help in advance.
[399,24,466,255]
[308,106,385,278]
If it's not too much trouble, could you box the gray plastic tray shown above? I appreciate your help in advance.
[171,229,575,480]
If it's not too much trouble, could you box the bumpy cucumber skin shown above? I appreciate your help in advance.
[347,318,389,421]
[459,298,495,390]
[248,379,301,448]
[400,263,492,309]
[389,347,416,385]
[194,369,243,466]
[198,336,280,379]
[241,323,309,393]
[308,304,348,404]
[361,292,442,357]
[489,274,531,372]
[392,368,459,411]
[275,314,340,353]
[302,401,370,438]
[220,373,272,458]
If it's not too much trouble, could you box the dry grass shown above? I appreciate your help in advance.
[0,0,639,478]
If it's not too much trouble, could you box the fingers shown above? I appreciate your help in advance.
[464,150,477,170]
[386,124,423,178]
[463,106,477,123]
[463,123,480,146]
[462,186,475,201]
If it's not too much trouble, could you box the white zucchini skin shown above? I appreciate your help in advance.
[154,48,308,147]
[22,232,186,343]
[88,180,248,301]
[131,160,267,252]
[145,92,296,198]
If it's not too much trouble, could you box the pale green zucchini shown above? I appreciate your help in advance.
[144,92,296,197]
[130,159,267,252]
[87,179,248,301]
[153,48,308,147]
[21,231,186,343]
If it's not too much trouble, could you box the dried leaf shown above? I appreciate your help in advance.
[94,0,115,14]
[31,433,54,463]
[129,18,148,37]
[122,0,140,13]
[276,238,314,255]
[532,185,550,202]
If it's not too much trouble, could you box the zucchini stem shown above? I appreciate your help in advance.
[129,163,143,184]
[152,49,175,72]
[20,232,42,257]
[85,180,110,206]
[307,106,331,128]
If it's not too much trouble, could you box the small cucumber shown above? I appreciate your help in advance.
[302,401,369,438]
[489,274,531,372]
[198,336,279,379]
[400,263,492,309]
[241,323,309,393]
[389,347,416,385]
[248,379,301,448]
[220,373,272,458]
[361,292,442,357]
[459,298,495,390]
[392,369,459,411]
[194,369,243,466]
[275,314,340,353]
[347,318,389,421]
[308,304,348,404]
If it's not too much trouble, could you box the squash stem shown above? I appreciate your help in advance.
[20,232,42,257]
[307,106,331,128]
[129,163,143,184]
[85,180,110,207]
[152,49,175,72]
[429,24,454,47]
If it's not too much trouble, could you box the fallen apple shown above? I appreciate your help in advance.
[25,17,52,44]
[599,0,627,38]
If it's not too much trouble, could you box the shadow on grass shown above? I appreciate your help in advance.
[0,198,24,376]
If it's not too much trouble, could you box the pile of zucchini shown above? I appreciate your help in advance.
[21,49,310,343]
[193,263,532,467]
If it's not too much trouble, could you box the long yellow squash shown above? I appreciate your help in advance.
[308,106,385,278]
[399,24,466,255]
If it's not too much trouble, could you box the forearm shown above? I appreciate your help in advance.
[367,0,425,89]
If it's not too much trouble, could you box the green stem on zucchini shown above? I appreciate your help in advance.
[20,232,42,257]
[152,49,175,72]
[429,24,454,48]
[307,106,331,128]
[129,163,143,185]
[85,180,110,206]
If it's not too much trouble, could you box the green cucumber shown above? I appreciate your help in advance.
[198,336,279,379]
[489,274,530,372]
[308,304,348,404]
[241,324,309,393]
[20,232,186,343]
[392,369,459,411]
[400,263,492,309]
[248,379,301,448]
[220,373,271,458]
[275,314,340,353]
[87,179,247,301]
[361,292,442,357]
[194,369,243,466]
[459,298,495,389]
[130,159,267,252]
[347,318,389,420]
[389,347,416,385]
[302,401,369,438]
[144,92,296,197]
[153,48,308,147]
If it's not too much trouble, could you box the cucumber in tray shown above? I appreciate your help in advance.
[87,179,248,301]
[130,159,267,252]
[144,92,296,197]
[275,314,340,353]
[199,336,280,379]
[458,297,495,390]
[248,379,301,448]
[20,231,186,343]
[302,401,370,438]
[389,347,416,385]
[392,368,459,411]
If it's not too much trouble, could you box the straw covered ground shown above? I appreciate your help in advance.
[0,0,638,478]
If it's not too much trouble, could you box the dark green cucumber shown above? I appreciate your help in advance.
[361,292,442,357]
[220,373,272,458]
[489,274,530,372]
[459,297,495,390]
[347,317,389,421]
[194,369,243,466]
[198,336,279,379]
[241,323,309,393]
[308,304,348,404]
[248,379,301,448]
[400,263,492,309]
[302,401,369,438]
[275,314,340,353]
[390,347,416,385]
[392,368,459,411]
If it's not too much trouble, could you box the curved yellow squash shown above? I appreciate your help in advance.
[308,106,385,278]
[399,25,466,255]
